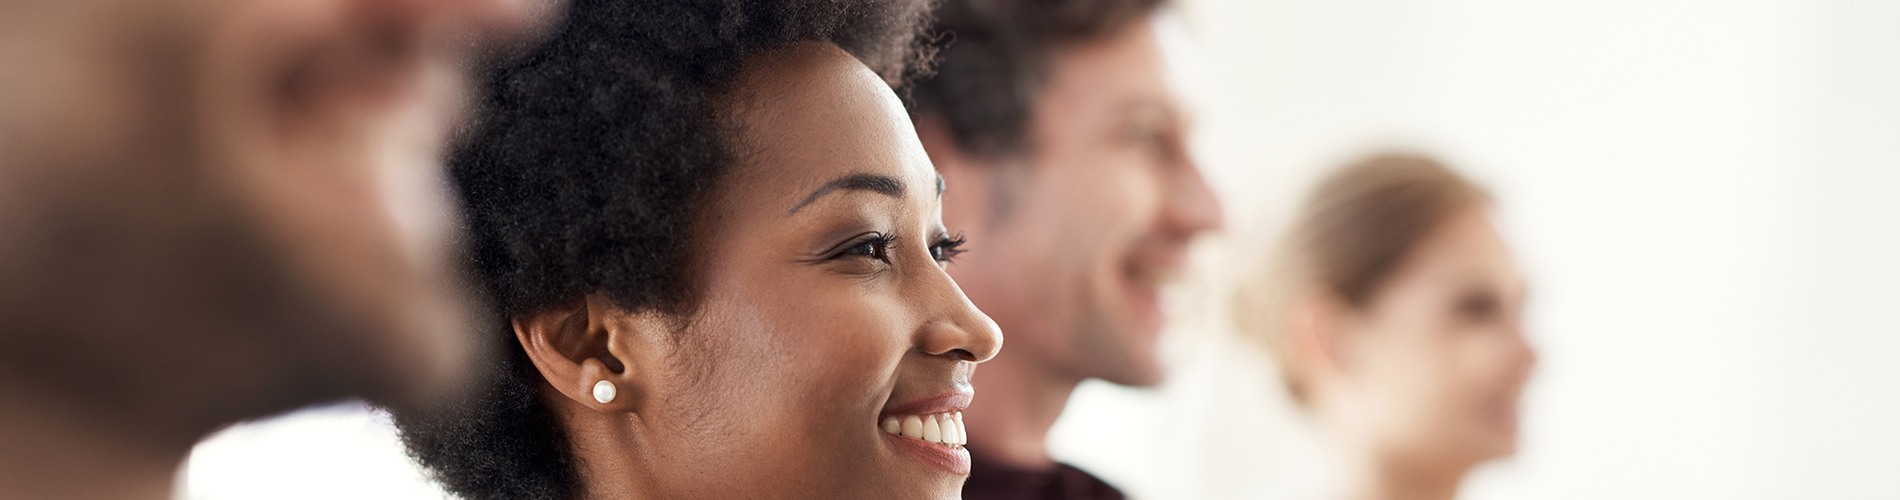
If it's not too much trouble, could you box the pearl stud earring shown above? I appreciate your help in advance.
[592,380,617,404]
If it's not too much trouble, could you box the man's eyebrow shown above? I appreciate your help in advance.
[787,173,905,215]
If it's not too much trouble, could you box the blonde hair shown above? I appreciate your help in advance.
[1236,154,1490,402]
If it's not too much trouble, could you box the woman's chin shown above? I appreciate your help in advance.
[1467,425,1520,462]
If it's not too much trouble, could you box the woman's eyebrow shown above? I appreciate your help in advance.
[788,173,905,215]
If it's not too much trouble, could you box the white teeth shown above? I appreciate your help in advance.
[922,414,942,442]
[936,414,956,445]
[949,412,965,445]
[883,412,966,448]
[901,415,924,439]
[936,414,951,445]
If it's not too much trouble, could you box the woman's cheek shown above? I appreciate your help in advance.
[786,299,905,391]
[1453,335,1517,438]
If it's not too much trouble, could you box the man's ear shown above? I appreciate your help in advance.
[915,116,997,232]
[913,115,966,175]
[513,293,657,413]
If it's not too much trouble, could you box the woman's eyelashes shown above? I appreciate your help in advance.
[838,233,897,263]
[930,233,968,264]
[829,232,969,268]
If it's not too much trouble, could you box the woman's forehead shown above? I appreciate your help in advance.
[724,49,936,211]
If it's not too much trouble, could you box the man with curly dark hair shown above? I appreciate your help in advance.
[907,1,1225,498]
[389,0,1003,498]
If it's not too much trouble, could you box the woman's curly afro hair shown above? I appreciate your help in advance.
[388,0,936,498]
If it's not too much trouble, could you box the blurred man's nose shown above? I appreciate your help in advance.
[1166,158,1225,237]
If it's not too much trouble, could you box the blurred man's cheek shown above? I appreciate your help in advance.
[369,60,463,270]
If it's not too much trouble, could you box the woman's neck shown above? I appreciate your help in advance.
[1345,461,1465,500]
[1333,434,1469,500]
[553,392,663,500]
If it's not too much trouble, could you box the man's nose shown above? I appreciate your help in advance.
[1166,158,1226,236]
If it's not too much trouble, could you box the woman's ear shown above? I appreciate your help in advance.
[513,293,653,413]
[1283,291,1353,393]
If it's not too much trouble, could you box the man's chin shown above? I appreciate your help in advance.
[1075,287,1168,386]
[1098,366,1166,388]
[366,301,488,415]
[1075,318,1168,388]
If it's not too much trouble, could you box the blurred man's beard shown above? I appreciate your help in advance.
[0,166,421,449]
[1072,307,1164,387]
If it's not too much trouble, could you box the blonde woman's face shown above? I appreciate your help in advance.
[1343,207,1536,467]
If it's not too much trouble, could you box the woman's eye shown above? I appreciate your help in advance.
[930,234,968,263]
[842,235,892,262]
[1456,292,1500,322]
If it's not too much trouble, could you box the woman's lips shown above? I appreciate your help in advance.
[883,392,970,416]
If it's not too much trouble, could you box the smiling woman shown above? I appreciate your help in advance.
[1236,155,1537,500]
[387,0,1002,499]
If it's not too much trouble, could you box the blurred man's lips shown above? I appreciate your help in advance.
[291,61,425,114]
[1116,237,1193,337]
[1124,260,1180,289]
[1121,240,1191,295]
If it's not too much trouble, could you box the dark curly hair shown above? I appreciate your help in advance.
[387,0,936,498]
[907,0,1165,159]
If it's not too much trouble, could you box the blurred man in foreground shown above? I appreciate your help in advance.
[0,1,551,499]
[909,1,1223,498]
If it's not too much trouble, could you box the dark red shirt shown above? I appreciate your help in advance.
[962,449,1126,500]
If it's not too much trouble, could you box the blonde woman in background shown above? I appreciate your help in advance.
[1238,155,1538,500]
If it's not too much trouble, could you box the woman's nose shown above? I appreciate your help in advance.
[915,268,1002,363]
[1509,320,1538,374]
